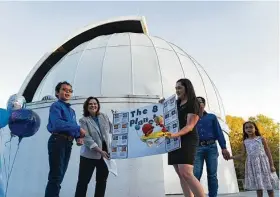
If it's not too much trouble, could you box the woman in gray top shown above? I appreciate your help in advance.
[74,97,113,197]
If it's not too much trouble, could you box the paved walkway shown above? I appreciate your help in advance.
[167,190,280,197]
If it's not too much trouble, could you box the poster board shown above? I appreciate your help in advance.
[110,95,181,159]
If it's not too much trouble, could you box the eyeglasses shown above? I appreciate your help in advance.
[62,88,73,93]
[198,100,204,104]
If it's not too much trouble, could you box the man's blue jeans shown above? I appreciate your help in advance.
[45,134,73,197]
[193,143,219,197]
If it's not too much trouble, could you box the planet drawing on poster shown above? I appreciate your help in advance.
[136,115,169,147]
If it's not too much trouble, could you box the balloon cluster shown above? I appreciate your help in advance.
[0,94,41,197]
[0,94,41,141]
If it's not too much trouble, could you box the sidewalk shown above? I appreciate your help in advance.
[167,190,280,197]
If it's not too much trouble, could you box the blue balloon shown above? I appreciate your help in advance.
[0,108,9,129]
[6,94,26,113]
[8,109,40,138]
[135,125,140,130]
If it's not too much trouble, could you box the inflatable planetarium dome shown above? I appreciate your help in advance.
[6,16,238,197]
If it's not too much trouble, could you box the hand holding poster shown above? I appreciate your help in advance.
[110,94,181,159]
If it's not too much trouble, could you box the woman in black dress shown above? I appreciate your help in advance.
[161,78,204,197]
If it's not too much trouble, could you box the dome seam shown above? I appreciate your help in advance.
[189,55,225,118]
[145,35,164,96]
[164,42,212,111]
[164,40,186,78]
[72,40,93,96]
[128,33,134,95]
[100,34,115,96]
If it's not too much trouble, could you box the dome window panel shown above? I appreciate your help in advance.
[101,46,132,96]
[73,48,106,97]
[155,48,185,97]
[130,33,153,47]
[131,46,162,96]
[86,35,111,50]
[107,33,130,47]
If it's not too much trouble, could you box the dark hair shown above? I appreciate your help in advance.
[243,121,261,141]
[197,96,206,105]
[176,78,200,113]
[55,81,72,98]
[83,97,100,117]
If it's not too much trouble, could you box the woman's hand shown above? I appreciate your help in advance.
[93,146,110,159]
[101,151,110,160]
[166,132,179,139]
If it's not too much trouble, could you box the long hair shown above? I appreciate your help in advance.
[242,121,261,141]
[176,78,200,113]
[83,97,100,117]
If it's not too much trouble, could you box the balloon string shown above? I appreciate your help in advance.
[4,137,12,147]
[0,130,5,180]
[3,152,8,182]
[7,140,12,180]
[4,140,20,197]
[5,135,13,189]
[0,129,7,182]
[3,136,12,182]
[0,134,4,197]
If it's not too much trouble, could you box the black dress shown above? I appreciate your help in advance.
[168,99,200,165]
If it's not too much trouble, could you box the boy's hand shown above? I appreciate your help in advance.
[76,138,84,146]
[80,128,86,137]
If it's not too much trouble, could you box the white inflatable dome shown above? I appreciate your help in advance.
[5,16,238,197]
[32,32,224,118]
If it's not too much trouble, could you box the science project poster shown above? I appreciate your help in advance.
[111,95,181,159]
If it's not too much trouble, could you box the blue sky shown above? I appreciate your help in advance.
[0,1,279,122]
